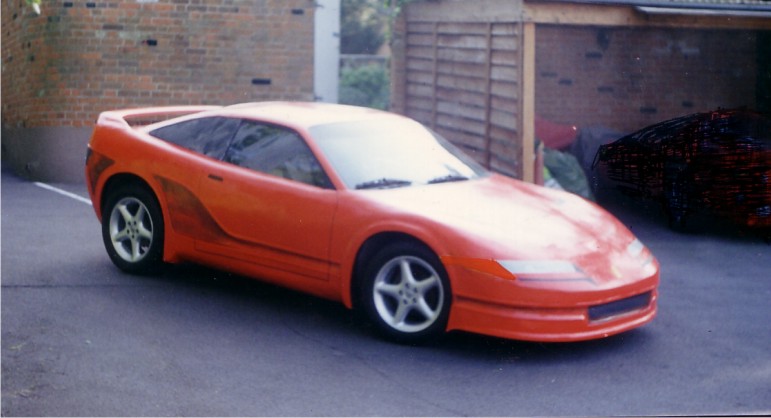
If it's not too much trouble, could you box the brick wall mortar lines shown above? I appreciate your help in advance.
[535,26,759,135]
[2,0,315,129]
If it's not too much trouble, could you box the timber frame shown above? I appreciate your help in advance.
[391,0,771,182]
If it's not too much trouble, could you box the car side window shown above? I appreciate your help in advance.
[150,117,239,160]
[224,121,333,189]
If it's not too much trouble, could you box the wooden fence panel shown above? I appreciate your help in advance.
[401,20,523,178]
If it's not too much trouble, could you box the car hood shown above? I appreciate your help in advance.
[360,175,652,283]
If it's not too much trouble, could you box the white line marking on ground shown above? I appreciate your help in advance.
[34,182,92,205]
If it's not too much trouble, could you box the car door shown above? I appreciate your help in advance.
[195,120,339,283]
[147,116,242,240]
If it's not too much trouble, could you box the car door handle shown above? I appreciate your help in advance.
[207,174,224,182]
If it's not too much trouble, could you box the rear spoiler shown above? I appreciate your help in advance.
[96,106,222,129]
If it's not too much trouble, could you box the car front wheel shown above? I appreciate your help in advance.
[102,185,164,274]
[360,242,451,343]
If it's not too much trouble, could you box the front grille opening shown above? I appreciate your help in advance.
[589,291,652,322]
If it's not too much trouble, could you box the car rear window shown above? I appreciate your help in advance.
[150,117,240,159]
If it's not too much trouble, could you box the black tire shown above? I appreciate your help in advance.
[663,163,692,232]
[359,241,451,344]
[101,184,165,274]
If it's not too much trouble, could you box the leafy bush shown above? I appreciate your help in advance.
[341,0,387,54]
[339,64,391,110]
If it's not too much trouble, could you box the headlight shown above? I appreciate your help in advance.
[442,257,591,282]
[498,260,581,275]
[497,260,591,282]
[627,238,656,270]
[626,238,645,258]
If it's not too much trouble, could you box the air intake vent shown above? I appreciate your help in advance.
[589,292,652,321]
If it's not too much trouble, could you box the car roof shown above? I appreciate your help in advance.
[214,102,403,130]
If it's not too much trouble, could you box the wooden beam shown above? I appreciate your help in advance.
[407,0,522,22]
[521,21,536,183]
[389,11,407,114]
[523,2,771,30]
[431,22,438,130]
[484,22,494,169]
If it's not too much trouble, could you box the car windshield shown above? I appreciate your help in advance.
[310,118,488,190]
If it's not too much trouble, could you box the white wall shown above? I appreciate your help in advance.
[314,0,341,103]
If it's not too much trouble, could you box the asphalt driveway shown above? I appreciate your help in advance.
[2,168,769,416]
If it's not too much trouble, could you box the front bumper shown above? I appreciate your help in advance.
[448,290,657,342]
[444,263,659,342]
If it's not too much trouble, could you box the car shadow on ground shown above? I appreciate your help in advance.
[126,260,652,363]
[95,185,769,363]
[105,187,716,363]
[441,329,651,363]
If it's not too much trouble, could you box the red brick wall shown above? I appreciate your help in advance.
[1,0,316,129]
[535,26,760,135]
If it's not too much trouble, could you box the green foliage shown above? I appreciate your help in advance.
[341,0,387,54]
[381,0,417,17]
[26,0,41,14]
[339,64,391,110]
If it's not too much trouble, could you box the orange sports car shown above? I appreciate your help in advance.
[86,102,659,344]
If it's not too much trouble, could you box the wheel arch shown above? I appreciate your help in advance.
[99,173,159,216]
[99,172,168,274]
[348,231,440,311]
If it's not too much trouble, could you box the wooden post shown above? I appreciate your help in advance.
[431,22,439,130]
[521,21,536,183]
[484,22,493,169]
[389,10,407,114]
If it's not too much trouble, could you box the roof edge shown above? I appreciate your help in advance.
[527,0,771,12]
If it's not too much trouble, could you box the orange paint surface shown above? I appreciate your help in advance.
[86,102,659,342]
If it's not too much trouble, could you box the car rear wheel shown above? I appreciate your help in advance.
[360,241,451,343]
[102,184,164,274]
[663,162,692,231]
